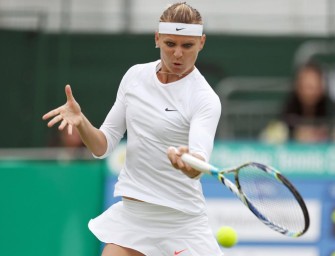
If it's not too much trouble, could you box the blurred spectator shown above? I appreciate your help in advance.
[261,61,335,143]
[48,127,84,148]
[47,127,91,160]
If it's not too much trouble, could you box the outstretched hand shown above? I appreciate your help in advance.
[42,84,82,135]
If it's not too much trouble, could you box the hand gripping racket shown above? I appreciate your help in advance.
[181,154,310,237]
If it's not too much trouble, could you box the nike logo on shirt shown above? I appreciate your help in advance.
[174,249,187,255]
[165,108,177,112]
[176,28,185,31]
[165,108,178,111]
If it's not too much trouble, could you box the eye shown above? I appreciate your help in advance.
[183,43,194,49]
[165,41,175,47]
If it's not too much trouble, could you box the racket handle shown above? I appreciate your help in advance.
[181,154,217,175]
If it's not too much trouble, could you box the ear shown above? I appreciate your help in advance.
[199,34,206,52]
[155,32,160,48]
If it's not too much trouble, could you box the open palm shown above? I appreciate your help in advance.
[43,84,82,134]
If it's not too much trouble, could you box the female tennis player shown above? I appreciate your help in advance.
[43,2,222,256]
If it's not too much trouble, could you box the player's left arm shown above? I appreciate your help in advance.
[168,93,221,178]
[188,93,221,162]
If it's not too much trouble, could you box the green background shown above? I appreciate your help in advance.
[0,29,324,148]
[0,160,105,256]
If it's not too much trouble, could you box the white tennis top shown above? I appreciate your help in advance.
[95,60,221,215]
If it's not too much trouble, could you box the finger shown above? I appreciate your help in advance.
[168,147,185,169]
[184,162,193,172]
[167,146,179,155]
[67,124,73,135]
[65,84,74,101]
[47,115,63,127]
[58,119,68,130]
[176,157,185,169]
[168,146,180,160]
[177,146,189,155]
[167,147,180,168]
[42,107,61,120]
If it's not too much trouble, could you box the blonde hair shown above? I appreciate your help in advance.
[159,2,203,25]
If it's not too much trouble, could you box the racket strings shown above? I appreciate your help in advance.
[237,165,306,235]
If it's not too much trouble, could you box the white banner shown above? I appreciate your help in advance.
[220,246,319,256]
[206,199,321,242]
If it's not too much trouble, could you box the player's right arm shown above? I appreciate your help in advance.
[42,84,107,157]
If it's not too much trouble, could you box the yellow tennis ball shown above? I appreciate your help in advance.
[216,226,238,248]
[331,210,335,223]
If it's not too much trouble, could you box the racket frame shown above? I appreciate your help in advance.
[181,154,310,237]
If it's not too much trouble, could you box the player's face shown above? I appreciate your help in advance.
[155,33,206,77]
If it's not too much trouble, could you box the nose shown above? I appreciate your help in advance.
[173,47,183,59]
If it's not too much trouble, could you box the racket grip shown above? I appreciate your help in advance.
[181,154,217,175]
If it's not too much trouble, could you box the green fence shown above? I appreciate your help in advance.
[0,29,325,147]
[0,160,105,256]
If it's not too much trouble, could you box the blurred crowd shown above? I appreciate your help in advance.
[261,61,335,144]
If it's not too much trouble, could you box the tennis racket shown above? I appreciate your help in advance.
[181,153,310,237]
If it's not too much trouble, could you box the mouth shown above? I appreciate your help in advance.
[173,62,183,69]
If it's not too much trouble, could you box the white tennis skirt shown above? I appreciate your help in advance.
[88,198,223,256]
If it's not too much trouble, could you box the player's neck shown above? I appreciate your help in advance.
[156,67,193,84]
[157,70,188,83]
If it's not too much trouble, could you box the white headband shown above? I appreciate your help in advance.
[158,22,203,36]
